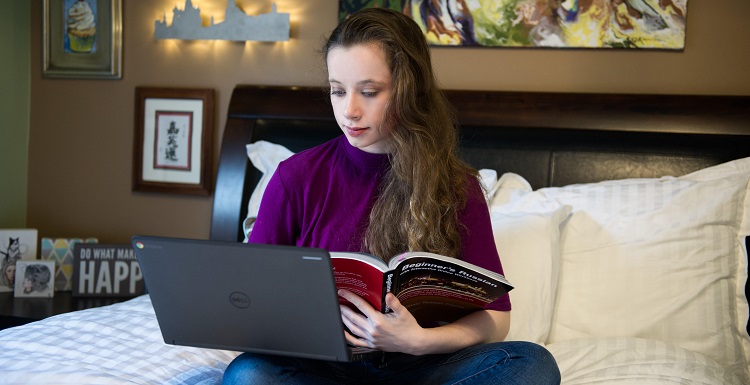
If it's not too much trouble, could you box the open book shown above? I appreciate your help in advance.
[330,251,513,325]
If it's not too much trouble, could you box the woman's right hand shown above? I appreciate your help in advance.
[338,289,427,354]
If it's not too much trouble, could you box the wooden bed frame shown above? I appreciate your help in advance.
[209,85,750,334]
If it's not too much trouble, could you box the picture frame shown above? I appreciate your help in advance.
[133,87,215,196]
[338,1,688,50]
[14,261,56,298]
[43,0,122,79]
[1,229,39,293]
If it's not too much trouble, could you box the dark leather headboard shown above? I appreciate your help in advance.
[210,86,750,335]
[211,85,750,241]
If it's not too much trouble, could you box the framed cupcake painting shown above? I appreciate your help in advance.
[43,0,122,79]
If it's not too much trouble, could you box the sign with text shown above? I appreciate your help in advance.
[72,244,145,297]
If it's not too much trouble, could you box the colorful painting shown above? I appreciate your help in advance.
[43,0,121,79]
[64,0,98,54]
[338,0,688,49]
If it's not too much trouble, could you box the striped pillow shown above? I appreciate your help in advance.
[493,158,750,383]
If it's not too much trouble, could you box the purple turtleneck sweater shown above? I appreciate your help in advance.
[249,135,510,311]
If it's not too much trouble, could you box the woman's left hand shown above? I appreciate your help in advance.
[338,289,426,355]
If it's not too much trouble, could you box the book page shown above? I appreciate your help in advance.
[330,256,386,311]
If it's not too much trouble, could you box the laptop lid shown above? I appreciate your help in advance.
[131,235,352,362]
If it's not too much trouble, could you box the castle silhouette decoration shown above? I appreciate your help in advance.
[154,0,289,42]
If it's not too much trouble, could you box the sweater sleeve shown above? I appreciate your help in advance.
[459,177,511,312]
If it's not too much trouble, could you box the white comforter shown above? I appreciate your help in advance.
[0,296,743,384]
[0,295,239,385]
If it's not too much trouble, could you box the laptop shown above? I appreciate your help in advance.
[131,235,355,362]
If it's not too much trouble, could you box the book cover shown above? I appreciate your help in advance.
[330,251,513,325]
[72,244,146,297]
[0,229,38,293]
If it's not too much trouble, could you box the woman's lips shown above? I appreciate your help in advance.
[346,125,367,137]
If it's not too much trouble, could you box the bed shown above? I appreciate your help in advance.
[1,85,748,384]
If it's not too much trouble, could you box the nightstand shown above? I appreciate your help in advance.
[0,292,133,330]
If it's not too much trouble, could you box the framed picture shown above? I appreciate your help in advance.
[14,261,56,298]
[1,229,39,293]
[43,0,122,79]
[133,87,215,196]
[339,1,688,50]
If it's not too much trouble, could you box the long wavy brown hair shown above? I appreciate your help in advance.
[323,8,478,262]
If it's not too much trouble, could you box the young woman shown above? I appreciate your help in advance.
[223,8,560,384]
[1,257,16,289]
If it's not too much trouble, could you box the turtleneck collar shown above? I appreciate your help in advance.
[339,135,390,171]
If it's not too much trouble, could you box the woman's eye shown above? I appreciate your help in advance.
[362,91,378,98]
[330,90,345,97]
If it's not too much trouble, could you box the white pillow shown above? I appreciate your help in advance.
[547,336,746,385]
[243,141,295,241]
[478,168,498,202]
[245,141,295,220]
[490,203,571,344]
[493,159,750,383]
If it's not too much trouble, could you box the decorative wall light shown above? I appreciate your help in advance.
[155,0,289,42]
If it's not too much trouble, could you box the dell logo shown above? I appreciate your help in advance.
[229,291,251,309]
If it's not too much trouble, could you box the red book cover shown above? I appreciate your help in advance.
[331,253,388,312]
[330,251,513,325]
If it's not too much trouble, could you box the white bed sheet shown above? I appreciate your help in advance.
[0,295,240,385]
[0,295,744,384]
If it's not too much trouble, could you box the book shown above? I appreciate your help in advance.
[72,244,146,297]
[330,251,513,325]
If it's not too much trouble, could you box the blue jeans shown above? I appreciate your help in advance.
[222,341,561,385]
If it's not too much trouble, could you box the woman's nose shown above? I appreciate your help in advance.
[343,95,361,121]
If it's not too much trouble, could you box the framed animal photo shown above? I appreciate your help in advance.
[1,229,39,293]
[14,260,56,298]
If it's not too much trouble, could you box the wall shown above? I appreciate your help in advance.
[1,1,30,228]
[27,1,750,244]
